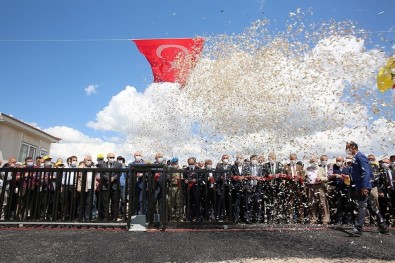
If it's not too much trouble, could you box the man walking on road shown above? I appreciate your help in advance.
[346,141,388,236]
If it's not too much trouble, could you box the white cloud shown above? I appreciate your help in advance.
[44,126,129,162]
[85,84,98,95]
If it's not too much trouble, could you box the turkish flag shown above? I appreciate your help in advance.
[133,38,204,86]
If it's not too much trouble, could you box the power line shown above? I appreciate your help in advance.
[0,38,132,42]
[0,29,393,42]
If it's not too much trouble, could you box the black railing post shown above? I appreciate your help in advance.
[105,172,111,222]
[78,170,87,222]
[161,168,167,231]
[130,169,137,217]
[146,170,154,226]
[125,168,132,230]
[5,170,17,220]
[114,170,121,221]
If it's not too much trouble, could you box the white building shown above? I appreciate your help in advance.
[0,112,60,164]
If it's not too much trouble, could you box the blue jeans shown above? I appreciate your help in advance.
[119,186,126,215]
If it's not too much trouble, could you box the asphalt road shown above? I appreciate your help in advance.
[0,225,394,262]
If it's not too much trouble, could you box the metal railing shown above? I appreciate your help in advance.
[0,165,236,230]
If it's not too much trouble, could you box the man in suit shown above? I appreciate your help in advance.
[366,154,381,224]
[263,152,284,223]
[245,154,265,223]
[215,154,232,221]
[202,159,216,221]
[390,155,395,170]
[97,152,122,220]
[329,155,352,225]
[128,151,146,215]
[284,153,306,224]
[346,142,388,236]
[230,154,248,223]
[378,158,395,226]
[183,157,202,221]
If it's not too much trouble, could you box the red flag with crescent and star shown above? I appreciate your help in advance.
[133,38,204,86]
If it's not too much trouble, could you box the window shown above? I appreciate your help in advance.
[19,142,37,162]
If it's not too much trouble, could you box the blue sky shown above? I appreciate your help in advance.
[0,0,394,161]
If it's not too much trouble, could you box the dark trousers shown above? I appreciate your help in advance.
[39,190,55,219]
[264,183,275,223]
[201,187,215,220]
[251,185,264,222]
[232,186,242,222]
[242,188,254,222]
[4,192,18,219]
[61,186,78,220]
[379,190,395,225]
[215,184,231,221]
[21,188,40,220]
[332,186,351,224]
[83,189,97,220]
[136,180,147,215]
[355,190,386,231]
[99,188,120,220]
[184,186,201,221]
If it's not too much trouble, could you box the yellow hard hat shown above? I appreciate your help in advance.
[43,155,52,161]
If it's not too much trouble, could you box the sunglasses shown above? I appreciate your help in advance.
[108,157,115,159]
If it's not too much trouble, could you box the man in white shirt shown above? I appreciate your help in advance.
[305,156,330,225]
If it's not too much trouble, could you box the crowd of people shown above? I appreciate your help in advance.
[0,142,394,235]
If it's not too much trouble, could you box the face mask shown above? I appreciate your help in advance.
[310,162,318,168]
[135,156,142,162]
[9,163,15,168]
[321,161,327,166]
[251,160,258,165]
[85,161,92,167]
[156,157,163,163]
[269,159,275,164]
[117,160,124,164]
[188,165,195,169]
[71,161,78,167]
[336,162,343,167]
[382,163,390,169]
[237,159,243,165]
[26,161,34,167]
[368,160,375,165]
[222,159,229,164]
[108,158,115,164]
[290,160,296,165]
[206,164,213,170]
[44,161,51,167]
[39,163,44,168]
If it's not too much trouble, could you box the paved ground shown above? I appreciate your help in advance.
[0,225,394,262]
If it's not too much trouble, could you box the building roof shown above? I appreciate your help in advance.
[0,112,61,143]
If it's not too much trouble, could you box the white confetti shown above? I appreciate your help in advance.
[89,15,395,163]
